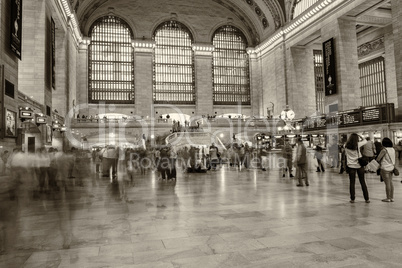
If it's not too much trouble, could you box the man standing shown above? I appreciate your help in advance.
[260,144,269,171]
[159,144,171,180]
[282,140,294,177]
[209,142,219,170]
[361,137,376,163]
[295,138,309,187]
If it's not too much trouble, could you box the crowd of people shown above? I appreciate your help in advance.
[342,134,400,203]
[0,134,401,253]
[0,147,94,252]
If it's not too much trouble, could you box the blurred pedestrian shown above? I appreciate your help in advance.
[295,138,308,187]
[314,145,325,172]
[282,140,294,177]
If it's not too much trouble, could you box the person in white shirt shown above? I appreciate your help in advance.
[345,133,369,203]
[376,137,396,202]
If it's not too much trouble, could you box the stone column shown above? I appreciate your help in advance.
[76,40,87,114]
[19,0,47,104]
[193,43,214,116]
[321,17,360,112]
[383,30,398,108]
[133,40,155,117]
[248,51,262,116]
[391,0,402,119]
[53,27,68,117]
[287,46,316,118]
[260,46,287,117]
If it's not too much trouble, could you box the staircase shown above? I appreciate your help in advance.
[165,132,225,150]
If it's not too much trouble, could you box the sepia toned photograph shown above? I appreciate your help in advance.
[1,0,402,267]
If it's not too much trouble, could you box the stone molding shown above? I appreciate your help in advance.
[358,36,384,58]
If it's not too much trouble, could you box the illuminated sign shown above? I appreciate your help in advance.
[301,104,394,131]
[36,117,47,124]
[19,109,33,119]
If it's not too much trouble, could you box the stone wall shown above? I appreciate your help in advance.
[1,0,22,150]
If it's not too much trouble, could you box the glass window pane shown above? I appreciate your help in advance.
[313,50,324,114]
[153,21,195,104]
[359,57,386,107]
[88,16,134,104]
[212,25,250,105]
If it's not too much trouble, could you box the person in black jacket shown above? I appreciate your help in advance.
[159,145,171,180]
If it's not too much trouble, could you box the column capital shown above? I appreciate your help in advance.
[247,48,259,59]
[78,37,90,50]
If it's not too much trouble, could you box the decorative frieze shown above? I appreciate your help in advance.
[358,37,384,57]
[243,0,269,29]
[192,44,215,52]
[133,39,156,48]
[133,39,155,53]
[261,0,284,29]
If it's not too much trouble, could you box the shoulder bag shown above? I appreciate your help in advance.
[384,149,399,176]
[357,148,369,167]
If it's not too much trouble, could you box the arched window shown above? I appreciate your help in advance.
[212,25,250,105]
[88,16,134,104]
[153,21,195,104]
[291,0,320,20]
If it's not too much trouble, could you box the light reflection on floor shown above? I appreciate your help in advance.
[1,160,402,267]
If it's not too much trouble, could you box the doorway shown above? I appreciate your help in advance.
[28,137,35,153]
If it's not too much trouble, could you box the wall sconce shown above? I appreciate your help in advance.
[52,120,61,131]
[60,124,67,133]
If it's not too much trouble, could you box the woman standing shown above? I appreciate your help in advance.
[376,138,396,202]
[345,133,369,203]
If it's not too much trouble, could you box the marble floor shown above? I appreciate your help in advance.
[1,161,402,268]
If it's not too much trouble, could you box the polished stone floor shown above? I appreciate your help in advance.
[1,158,402,267]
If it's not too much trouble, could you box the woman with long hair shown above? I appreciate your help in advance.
[345,133,369,203]
[376,137,396,202]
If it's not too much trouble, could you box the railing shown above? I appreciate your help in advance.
[53,113,64,123]
[165,131,212,147]
[291,0,321,20]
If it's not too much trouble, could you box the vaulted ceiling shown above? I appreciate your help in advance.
[70,0,287,46]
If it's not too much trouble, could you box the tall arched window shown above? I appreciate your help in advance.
[212,25,250,105]
[88,16,134,104]
[153,21,195,104]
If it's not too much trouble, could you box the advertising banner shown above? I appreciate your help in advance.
[323,38,336,96]
[11,0,23,59]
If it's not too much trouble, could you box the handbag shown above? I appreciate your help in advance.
[357,147,368,167]
[367,159,380,173]
[358,156,369,167]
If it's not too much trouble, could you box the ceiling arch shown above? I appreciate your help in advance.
[73,0,286,46]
